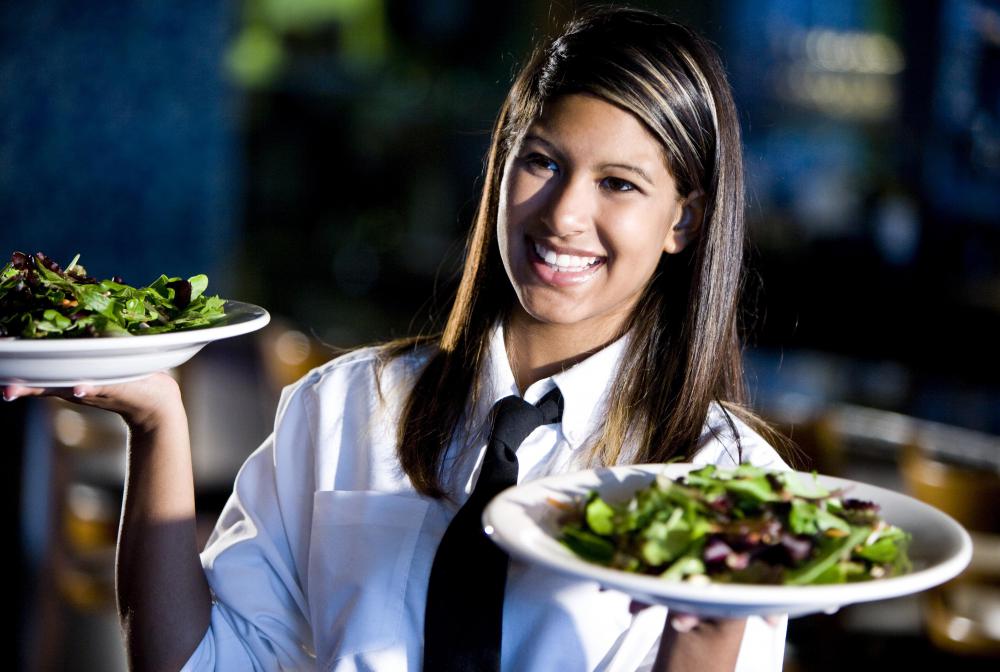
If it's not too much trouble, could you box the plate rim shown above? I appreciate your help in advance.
[483,463,974,613]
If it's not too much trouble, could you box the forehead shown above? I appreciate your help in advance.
[521,93,667,167]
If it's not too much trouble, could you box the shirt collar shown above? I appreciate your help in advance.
[477,322,629,450]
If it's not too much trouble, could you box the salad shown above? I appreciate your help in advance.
[560,464,911,585]
[0,251,226,338]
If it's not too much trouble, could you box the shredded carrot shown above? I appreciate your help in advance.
[546,497,574,511]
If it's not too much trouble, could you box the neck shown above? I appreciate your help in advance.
[504,308,625,393]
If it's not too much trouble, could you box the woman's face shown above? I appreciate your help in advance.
[497,93,699,341]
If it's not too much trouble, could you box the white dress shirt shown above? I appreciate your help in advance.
[181,326,789,671]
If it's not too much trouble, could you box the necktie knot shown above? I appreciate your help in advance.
[490,386,564,455]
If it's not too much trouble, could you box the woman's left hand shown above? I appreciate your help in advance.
[667,610,785,632]
[655,612,748,672]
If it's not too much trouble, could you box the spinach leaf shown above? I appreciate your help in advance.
[0,252,226,338]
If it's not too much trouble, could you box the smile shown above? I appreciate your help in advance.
[531,240,606,272]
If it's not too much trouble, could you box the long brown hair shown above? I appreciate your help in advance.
[382,7,770,498]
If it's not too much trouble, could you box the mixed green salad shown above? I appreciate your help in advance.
[560,464,911,585]
[0,251,226,338]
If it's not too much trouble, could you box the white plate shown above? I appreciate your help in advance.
[0,301,270,386]
[483,463,973,618]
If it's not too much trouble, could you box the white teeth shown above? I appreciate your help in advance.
[533,241,602,271]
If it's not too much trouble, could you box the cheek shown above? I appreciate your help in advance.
[496,174,515,250]
[602,219,670,282]
[504,165,551,215]
[498,181,537,249]
[603,213,668,258]
[497,199,528,276]
[617,244,664,282]
[497,202,520,253]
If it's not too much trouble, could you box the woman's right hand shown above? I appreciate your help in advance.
[6,372,213,668]
[3,371,185,435]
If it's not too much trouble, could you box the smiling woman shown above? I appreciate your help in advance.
[369,7,784,670]
[390,6,758,494]
[498,93,703,354]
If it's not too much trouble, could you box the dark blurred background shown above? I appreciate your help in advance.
[2,0,998,670]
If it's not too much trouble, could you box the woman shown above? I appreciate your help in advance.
[6,6,788,671]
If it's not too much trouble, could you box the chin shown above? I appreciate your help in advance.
[517,300,592,327]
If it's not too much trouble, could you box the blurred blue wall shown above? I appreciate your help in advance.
[0,1,238,288]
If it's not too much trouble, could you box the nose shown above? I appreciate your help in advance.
[540,175,592,238]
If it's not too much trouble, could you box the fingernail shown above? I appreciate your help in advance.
[670,614,699,633]
[73,387,87,398]
[2,392,16,402]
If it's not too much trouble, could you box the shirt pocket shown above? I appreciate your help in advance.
[309,490,429,665]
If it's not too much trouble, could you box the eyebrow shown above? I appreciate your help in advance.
[522,134,559,153]
[521,134,655,186]
[598,162,654,186]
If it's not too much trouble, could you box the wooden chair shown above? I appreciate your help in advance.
[900,442,1000,658]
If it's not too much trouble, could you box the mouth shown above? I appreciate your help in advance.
[525,237,607,287]
[529,238,607,273]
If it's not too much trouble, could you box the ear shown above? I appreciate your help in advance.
[662,190,706,255]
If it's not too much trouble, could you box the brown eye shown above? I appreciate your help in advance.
[601,176,637,192]
[522,153,559,173]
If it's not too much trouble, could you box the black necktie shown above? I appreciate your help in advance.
[422,386,564,672]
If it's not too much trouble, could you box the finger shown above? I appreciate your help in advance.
[3,384,76,401]
[6,383,106,401]
[59,383,136,412]
[764,614,785,626]
[4,384,35,400]
[72,384,93,397]
[62,373,181,421]
[5,378,151,412]
[668,612,700,633]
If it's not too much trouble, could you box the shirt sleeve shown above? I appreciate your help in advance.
[181,380,319,671]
